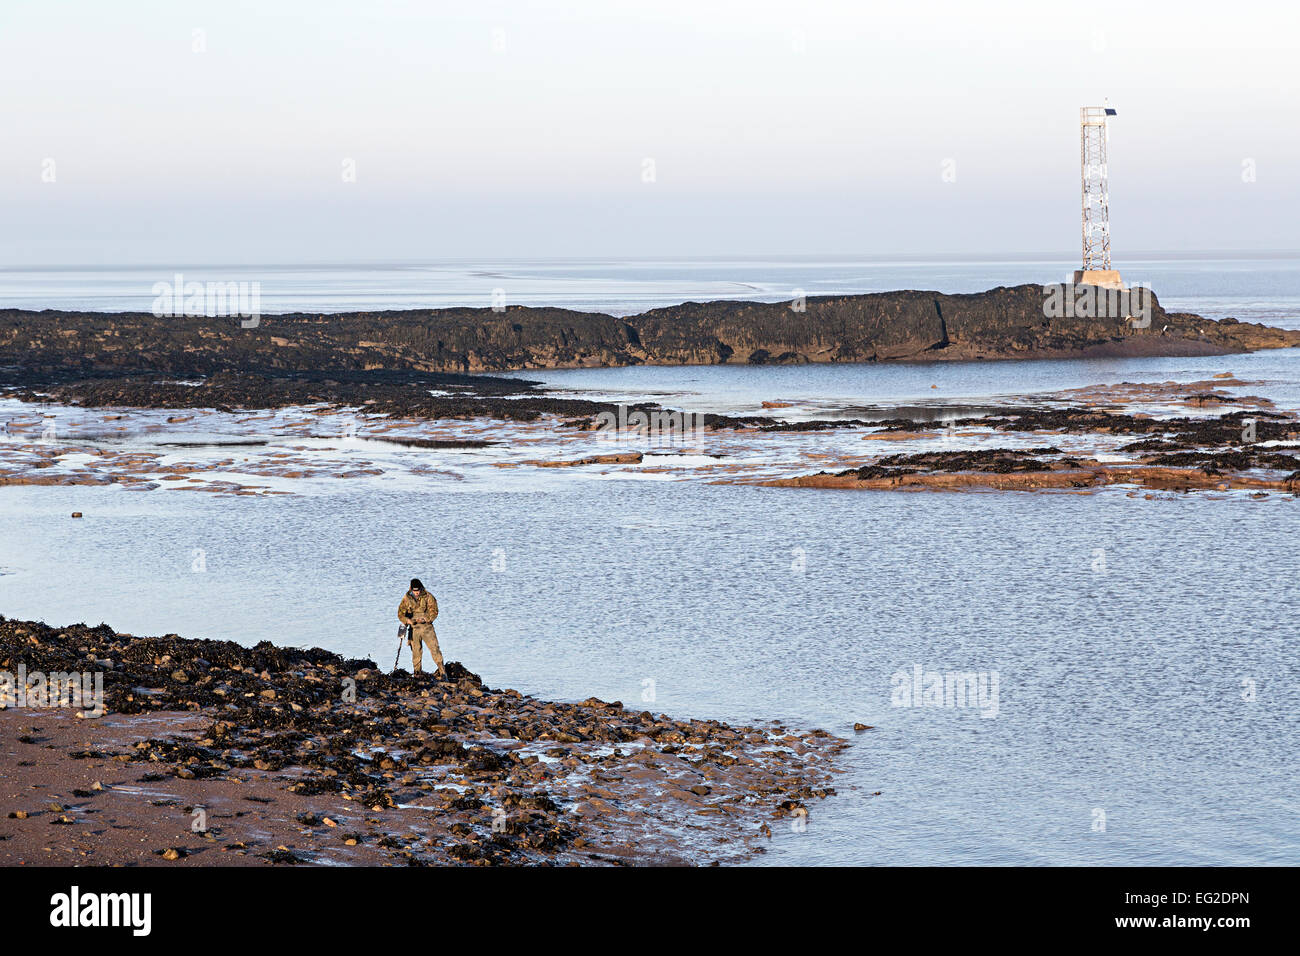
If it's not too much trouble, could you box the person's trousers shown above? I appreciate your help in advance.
[410,624,444,674]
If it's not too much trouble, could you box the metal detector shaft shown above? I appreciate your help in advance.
[393,623,411,671]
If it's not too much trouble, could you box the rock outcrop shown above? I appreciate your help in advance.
[3,285,1296,379]
[761,402,1300,495]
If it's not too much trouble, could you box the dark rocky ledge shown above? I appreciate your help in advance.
[4,285,1297,382]
[764,404,1300,495]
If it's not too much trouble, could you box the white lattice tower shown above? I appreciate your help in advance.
[1080,104,1116,271]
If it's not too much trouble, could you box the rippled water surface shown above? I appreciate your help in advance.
[2,446,1297,865]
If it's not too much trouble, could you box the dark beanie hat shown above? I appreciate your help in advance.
[410,578,424,591]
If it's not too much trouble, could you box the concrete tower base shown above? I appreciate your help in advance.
[1073,269,1124,290]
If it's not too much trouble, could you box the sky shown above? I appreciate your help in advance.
[1,0,1298,265]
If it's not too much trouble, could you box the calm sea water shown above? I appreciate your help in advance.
[3,252,1300,328]
[1,479,1296,866]
[2,256,1298,865]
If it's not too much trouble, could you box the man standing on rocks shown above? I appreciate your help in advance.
[398,578,446,679]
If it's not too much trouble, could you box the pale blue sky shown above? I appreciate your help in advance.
[2,0,1297,264]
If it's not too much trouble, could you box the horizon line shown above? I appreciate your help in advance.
[5,249,1300,273]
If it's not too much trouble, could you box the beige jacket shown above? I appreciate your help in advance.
[398,590,439,628]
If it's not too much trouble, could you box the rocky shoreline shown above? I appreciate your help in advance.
[1,367,765,429]
[0,617,847,866]
[3,371,1297,499]
[5,286,1298,389]
[4,286,1297,448]
[760,379,1300,495]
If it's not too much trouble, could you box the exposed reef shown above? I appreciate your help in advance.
[764,402,1300,495]
[4,285,1297,387]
